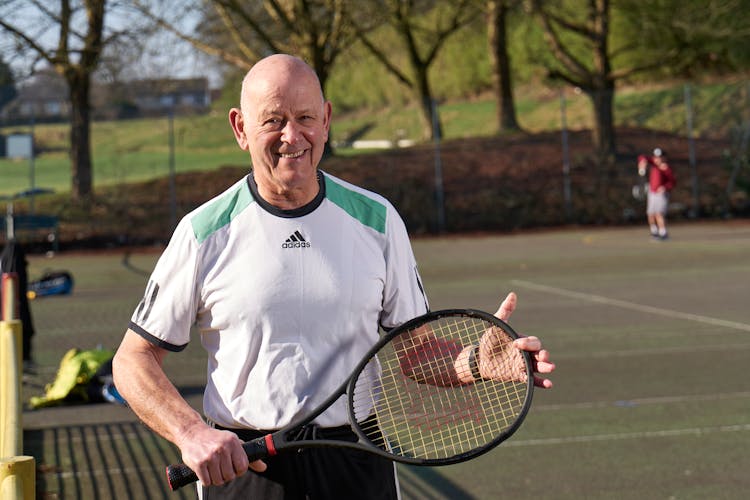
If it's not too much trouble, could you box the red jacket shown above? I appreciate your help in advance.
[649,163,676,193]
[639,155,676,193]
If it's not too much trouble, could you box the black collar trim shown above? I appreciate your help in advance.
[246,171,326,218]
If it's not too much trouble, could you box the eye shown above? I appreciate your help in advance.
[262,117,284,129]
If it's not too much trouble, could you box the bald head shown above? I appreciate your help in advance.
[240,54,324,113]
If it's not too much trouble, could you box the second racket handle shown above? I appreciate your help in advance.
[243,435,272,462]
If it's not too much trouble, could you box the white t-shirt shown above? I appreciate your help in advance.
[129,171,428,429]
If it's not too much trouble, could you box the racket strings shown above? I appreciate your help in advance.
[352,315,530,460]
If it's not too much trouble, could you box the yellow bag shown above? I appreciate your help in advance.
[29,347,114,409]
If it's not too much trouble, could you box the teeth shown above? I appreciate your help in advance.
[280,150,305,159]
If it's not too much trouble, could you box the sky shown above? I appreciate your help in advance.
[0,2,226,89]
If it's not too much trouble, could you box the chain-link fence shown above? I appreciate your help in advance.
[1,79,749,247]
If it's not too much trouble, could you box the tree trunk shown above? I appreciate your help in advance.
[416,69,442,141]
[68,72,93,200]
[588,85,616,163]
[487,0,520,133]
[312,58,335,157]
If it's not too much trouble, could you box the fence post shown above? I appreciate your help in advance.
[1,319,23,456]
[684,84,699,217]
[560,89,572,221]
[431,99,446,233]
[1,270,35,499]
[2,272,19,322]
[0,456,36,500]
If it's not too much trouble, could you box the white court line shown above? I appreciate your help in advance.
[506,423,750,447]
[535,391,750,411]
[554,342,750,359]
[511,279,750,333]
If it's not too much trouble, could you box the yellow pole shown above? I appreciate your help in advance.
[0,456,36,500]
[1,273,22,454]
[0,271,34,500]
[1,319,23,456]
[2,272,19,321]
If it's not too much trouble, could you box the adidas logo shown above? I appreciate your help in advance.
[282,230,311,249]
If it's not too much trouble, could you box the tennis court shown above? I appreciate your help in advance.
[22,220,750,498]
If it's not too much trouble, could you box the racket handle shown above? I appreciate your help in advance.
[165,436,271,491]
[243,435,273,461]
[166,463,197,491]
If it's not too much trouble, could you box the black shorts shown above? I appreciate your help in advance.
[199,422,399,500]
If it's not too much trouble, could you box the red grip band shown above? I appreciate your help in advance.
[264,434,277,456]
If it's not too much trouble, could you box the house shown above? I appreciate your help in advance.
[113,77,211,117]
[0,69,70,124]
[1,70,212,124]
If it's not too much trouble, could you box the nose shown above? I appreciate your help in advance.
[280,119,302,144]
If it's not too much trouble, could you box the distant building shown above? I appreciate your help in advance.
[0,69,70,124]
[1,69,212,124]
[131,77,210,115]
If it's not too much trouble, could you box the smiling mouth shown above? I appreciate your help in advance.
[279,150,306,159]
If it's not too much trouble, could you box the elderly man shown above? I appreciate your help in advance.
[113,54,555,500]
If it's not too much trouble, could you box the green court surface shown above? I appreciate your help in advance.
[20,220,750,499]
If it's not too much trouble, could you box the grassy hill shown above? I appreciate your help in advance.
[0,77,747,250]
[1,77,748,199]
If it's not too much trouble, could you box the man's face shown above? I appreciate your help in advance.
[230,60,331,201]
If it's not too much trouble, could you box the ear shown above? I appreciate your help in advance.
[322,101,332,141]
[229,108,249,150]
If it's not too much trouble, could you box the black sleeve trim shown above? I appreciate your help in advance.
[128,321,188,352]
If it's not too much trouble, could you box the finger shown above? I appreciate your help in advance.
[513,336,541,352]
[535,360,556,374]
[531,347,555,373]
[207,457,224,486]
[249,460,267,473]
[533,348,552,364]
[230,442,250,476]
[534,376,554,389]
[494,292,517,321]
[194,465,211,486]
[220,454,237,483]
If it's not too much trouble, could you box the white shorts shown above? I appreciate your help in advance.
[647,191,668,215]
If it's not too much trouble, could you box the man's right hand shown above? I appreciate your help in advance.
[177,424,267,486]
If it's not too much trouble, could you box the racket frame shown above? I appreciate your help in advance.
[167,308,534,489]
[346,308,534,465]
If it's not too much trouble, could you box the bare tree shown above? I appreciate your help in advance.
[529,0,750,162]
[134,0,366,156]
[0,0,141,200]
[527,0,619,161]
[0,57,17,112]
[136,1,360,95]
[615,0,750,78]
[350,0,480,141]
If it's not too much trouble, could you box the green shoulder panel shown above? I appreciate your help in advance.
[191,180,255,244]
[324,175,386,234]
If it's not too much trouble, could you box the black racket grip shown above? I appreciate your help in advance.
[165,436,271,491]
[166,463,197,491]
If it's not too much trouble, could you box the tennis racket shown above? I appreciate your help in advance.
[166,308,534,491]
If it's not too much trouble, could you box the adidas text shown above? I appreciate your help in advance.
[282,241,311,248]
